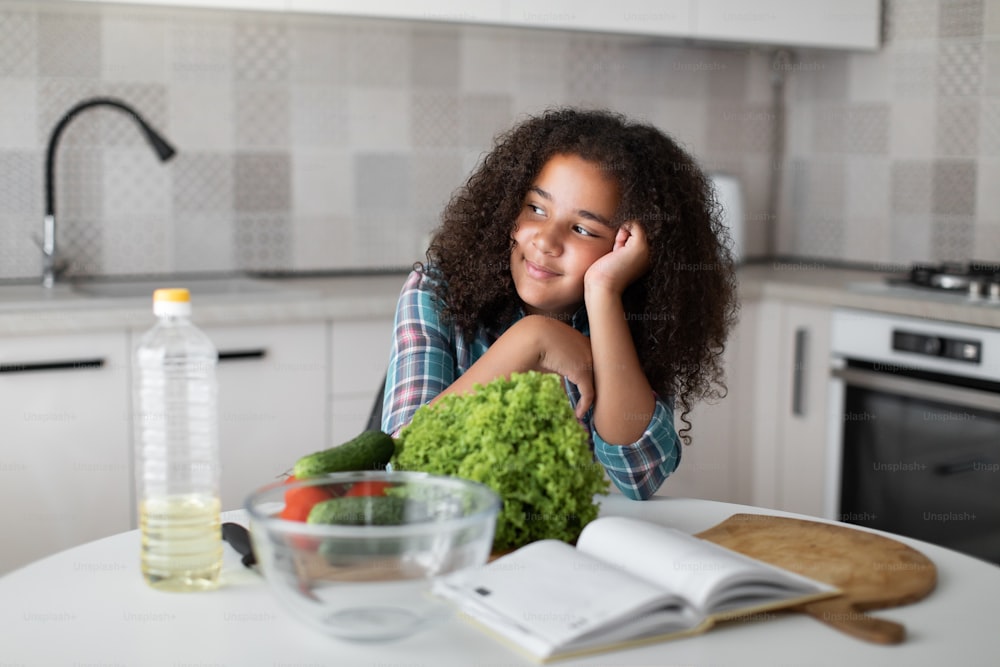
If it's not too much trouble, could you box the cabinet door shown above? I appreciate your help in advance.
[776,302,831,517]
[749,300,832,517]
[0,332,131,574]
[329,318,394,444]
[203,322,327,511]
[692,0,881,50]
[660,303,754,504]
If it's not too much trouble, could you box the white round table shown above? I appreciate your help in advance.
[1,495,997,666]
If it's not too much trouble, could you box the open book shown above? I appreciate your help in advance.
[433,516,839,662]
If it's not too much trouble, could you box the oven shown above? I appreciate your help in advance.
[827,308,1000,565]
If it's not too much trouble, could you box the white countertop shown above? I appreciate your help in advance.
[0,494,997,667]
[1,263,999,337]
[0,273,409,335]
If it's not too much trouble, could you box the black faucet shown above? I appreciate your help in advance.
[42,97,176,287]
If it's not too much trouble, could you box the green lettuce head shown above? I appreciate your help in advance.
[392,371,610,551]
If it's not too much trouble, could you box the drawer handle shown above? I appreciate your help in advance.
[218,349,267,363]
[0,358,105,374]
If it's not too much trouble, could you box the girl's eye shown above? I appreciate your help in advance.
[573,225,596,237]
[528,204,545,215]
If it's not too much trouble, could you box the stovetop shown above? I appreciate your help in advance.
[890,261,1000,297]
[847,261,1000,309]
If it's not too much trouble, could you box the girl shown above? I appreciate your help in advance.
[382,108,738,500]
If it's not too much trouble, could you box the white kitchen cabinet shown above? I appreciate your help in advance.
[199,322,328,510]
[659,302,755,504]
[63,0,880,51]
[67,0,287,10]
[748,299,832,517]
[0,331,131,575]
[329,318,394,444]
[692,0,881,51]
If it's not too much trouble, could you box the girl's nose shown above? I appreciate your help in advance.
[533,223,562,255]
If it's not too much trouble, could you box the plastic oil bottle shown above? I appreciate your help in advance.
[134,288,223,591]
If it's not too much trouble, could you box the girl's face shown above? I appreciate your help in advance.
[510,153,620,319]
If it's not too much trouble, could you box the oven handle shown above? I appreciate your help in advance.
[830,366,1000,413]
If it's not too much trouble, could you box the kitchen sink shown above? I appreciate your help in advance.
[70,276,283,299]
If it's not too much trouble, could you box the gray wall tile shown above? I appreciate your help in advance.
[0,8,36,77]
[37,12,100,79]
[290,85,350,148]
[234,152,291,213]
[935,100,980,156]
[891,44,938,98]
[459,93,512,149]
[981,98,1000,156]
[411,28,460,89]
[890,214,933,263]
[173,153,233,214]
[289,21,351,85]
[937,39,982,98]
[169,18,233,81]
[931,215,975,261]
[412,92,461,148]
[235,212,290,271]
[939,0,984,39]
[354,153,410,214]
[932,159,977,216]
[886,0,938,42]
[891,160,933,214]
[174,212,235,273]
[349,23,411,87]
[234,20,290,83]
[234,84,290,149]
[0,152,41,218]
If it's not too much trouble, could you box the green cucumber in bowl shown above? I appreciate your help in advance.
[306,495,408,526]
[307,495,424,564]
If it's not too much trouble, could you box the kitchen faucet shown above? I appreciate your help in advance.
[42,97,176,288]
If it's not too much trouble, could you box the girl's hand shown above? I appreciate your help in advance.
[520,315,595,419]
[584,221,650,297]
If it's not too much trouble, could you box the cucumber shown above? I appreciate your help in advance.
[306,495,409,526]
[308,495,432,565]
[293,430,395,479]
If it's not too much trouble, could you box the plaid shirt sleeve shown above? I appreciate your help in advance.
[589,395,681,500]
[381,270,456,438]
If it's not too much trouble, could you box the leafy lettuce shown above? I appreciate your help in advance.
[392,371,609,551]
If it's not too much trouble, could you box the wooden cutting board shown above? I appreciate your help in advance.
[694,513,937,644]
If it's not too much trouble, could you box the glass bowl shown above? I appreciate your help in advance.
[244,471,500,642]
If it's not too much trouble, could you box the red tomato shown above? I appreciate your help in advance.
[279,485,334,522]
[344,481,392,497]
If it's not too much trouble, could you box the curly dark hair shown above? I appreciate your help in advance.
[421,107,738,445]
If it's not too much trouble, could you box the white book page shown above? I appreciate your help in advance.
[576,517,830,613]
[433,539,694,651]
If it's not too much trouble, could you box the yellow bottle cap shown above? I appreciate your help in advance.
[153,288,191,303]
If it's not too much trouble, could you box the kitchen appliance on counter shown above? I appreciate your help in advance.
[709,173,745,263]
[849,261,1000,308]
[827,308,1000,564]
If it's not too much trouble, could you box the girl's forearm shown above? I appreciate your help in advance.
[585,288,655,445]
[430,317,539,404]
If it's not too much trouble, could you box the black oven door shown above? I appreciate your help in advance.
[836,363,1000,565]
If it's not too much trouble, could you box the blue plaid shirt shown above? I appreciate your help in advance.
[382,269,680,500]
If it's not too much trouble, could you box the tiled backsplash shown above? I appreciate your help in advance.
[781,0,1000,265]
[0,0,997,282]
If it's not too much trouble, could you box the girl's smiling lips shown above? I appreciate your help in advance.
[524,258,560,279]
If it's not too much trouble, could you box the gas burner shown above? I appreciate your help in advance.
[888,261,1000,303]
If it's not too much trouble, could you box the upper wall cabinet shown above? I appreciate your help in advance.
[691,0,881,51]
[65,0,881,51]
